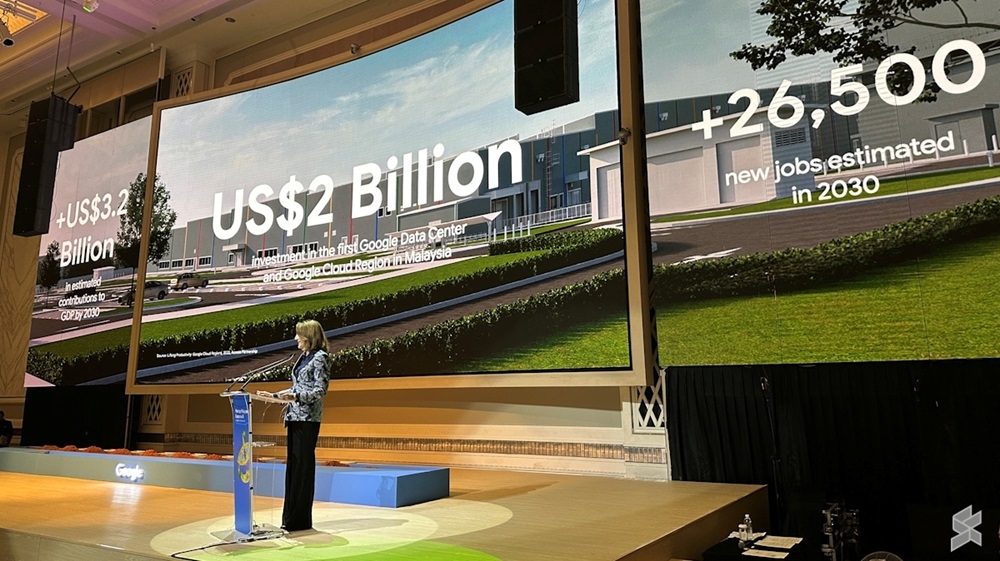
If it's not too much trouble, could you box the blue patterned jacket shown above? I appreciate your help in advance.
[283,350,330,423]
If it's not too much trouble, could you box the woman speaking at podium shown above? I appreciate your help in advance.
[274,319,331,532]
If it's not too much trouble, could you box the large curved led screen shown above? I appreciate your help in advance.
[640,0,1000,365]
[27,117,152,386]
[130,0,628,385]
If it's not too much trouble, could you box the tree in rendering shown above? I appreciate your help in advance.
[37,241,61,291]
[115,173,177,305]
[114,172,177,270]
[731,0,999,101]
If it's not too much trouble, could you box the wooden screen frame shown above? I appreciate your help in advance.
[125,0,655,395]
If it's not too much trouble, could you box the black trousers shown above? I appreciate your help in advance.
[282,421,320,530]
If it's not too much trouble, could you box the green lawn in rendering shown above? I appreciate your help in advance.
[659,229,1000,363]
[461,230,1000,369]
[460,313,631,371]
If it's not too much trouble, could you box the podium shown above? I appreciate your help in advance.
[218,389,289,542]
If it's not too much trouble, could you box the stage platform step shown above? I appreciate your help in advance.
[0,463,768,561]
[0,448,448,507]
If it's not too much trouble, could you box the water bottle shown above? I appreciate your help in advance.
[743,513,753,538]
[738,523,749,542]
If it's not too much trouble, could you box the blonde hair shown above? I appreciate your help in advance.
[295,319,329,353]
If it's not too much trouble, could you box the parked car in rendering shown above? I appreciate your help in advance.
[118,281,169,306]
[172,272,209,290]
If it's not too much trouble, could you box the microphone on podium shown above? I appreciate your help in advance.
[237,353,296,391]
[223,353,295,392]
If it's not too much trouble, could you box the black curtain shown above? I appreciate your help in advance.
[20,384,133,450]
[668,361,1000,561]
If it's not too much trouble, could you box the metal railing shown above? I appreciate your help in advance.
[500,203,591,231]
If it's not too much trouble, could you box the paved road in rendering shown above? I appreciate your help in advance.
[651,178,1000,263]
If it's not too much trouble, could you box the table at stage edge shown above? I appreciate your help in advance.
[702,537,807,561]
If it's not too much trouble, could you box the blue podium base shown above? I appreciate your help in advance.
[0,448,449,508]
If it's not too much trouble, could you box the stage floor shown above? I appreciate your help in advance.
[0,467,766,561]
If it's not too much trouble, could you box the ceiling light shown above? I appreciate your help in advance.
[0,21,12,47]
[0,1,37,21]
[0,2,45,37]
[82,0,98,13]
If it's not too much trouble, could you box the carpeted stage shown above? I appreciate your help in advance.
[0,451,766,561]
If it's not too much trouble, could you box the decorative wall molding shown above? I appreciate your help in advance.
[0,147,32,398]
[632,369,666,432]
[141,395,164,426]
[220,0,490,88]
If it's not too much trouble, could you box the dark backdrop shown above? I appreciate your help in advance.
[20,384,133,450]
[667,361,1000,561]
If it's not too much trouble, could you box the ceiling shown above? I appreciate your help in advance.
[0,0,366,135]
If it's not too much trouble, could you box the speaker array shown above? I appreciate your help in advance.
[514,0,579,115]
[13,95,81,237]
